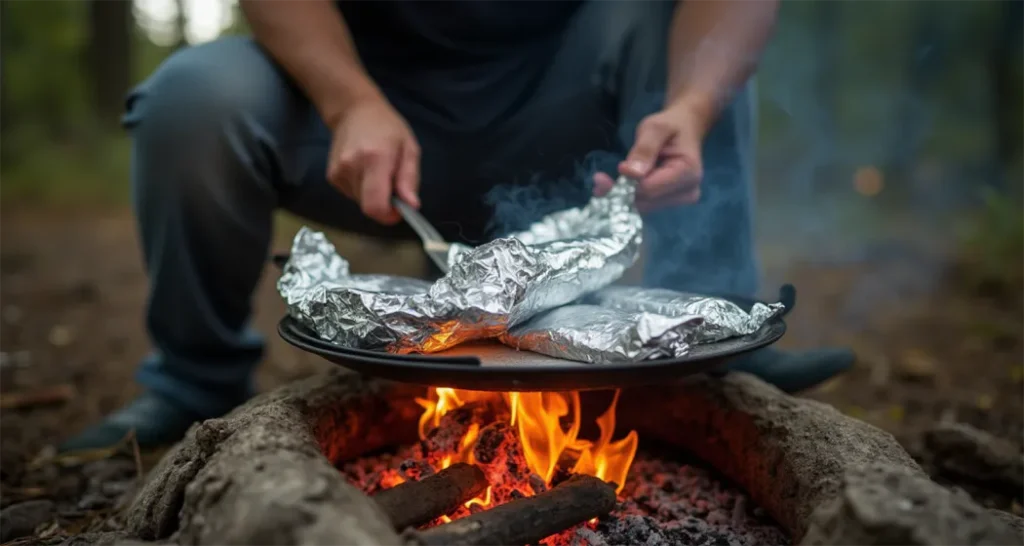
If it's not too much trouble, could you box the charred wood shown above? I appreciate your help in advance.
[372,463,487,531]
[408,474,616,546]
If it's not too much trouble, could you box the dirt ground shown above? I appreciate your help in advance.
[1,205,1021,539]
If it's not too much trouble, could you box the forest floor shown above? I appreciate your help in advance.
[1,203,1021,543]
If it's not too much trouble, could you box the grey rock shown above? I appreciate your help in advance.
[989,508,1024,539]
[124,371,424,545]
[59,531,168,546]
[924,421,1024,495]
[801,462,1021,545]
[1,499,56,542]
[614,374,1023,545]
[613,373,926,540]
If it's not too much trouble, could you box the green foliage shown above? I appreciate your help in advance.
[955,186,1024,297]
[0,134,132,204]
[2,0,193,203]
[0,0,1019,214]
[759,0,1012,170]
[2,1,91,141]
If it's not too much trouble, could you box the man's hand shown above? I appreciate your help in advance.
[326,96,421,224]
[593,102,708,212]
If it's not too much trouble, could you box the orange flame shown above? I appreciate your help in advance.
[414,388,638,498]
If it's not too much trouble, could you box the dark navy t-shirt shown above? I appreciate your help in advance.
[338,0,583,64]
[336,0,585,130]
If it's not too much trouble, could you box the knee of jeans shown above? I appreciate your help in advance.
[125,37,288,140]
[126,38,296,205]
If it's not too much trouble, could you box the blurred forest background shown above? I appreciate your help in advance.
[2,0,1022,192]
[2,0,1021,266]
[1,0,1023,516]
[1,0,247,199]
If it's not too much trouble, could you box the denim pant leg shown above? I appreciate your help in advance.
[123,37,409,417]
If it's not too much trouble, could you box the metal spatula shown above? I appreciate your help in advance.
[392,197,451,275]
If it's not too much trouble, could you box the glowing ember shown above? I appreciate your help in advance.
[414,388,639,511]
[342,446,789,546]
[341,390,786,545]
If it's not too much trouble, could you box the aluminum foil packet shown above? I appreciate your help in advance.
[277,178,642,353]
[500,305,705,363]
[584,286,785,344]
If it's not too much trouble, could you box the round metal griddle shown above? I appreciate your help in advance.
[277,287,793,392]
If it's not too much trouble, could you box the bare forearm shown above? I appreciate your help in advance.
[240,0,382,127]
[666,0,780,131]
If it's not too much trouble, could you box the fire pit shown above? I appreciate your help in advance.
[121,371,1020,546]
[340,388,787,545]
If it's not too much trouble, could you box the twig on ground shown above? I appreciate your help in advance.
[129,429,143,481]
[1,535,47,546]
[29,430,135,470]
[0,384,75,410]
[0,485,49,501]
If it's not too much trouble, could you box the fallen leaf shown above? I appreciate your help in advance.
[3,305,23,324]
[887,405,905,422]
[815,376,844,394]
[976,394,994,411]
[47,325,74,347]
[896,349,937,381]
[29,436,130,471]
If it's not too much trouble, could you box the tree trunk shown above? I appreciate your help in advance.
[87,0,132,127]
[174,0,188,50]
[991,0,1024,187]
[0,0,8,136]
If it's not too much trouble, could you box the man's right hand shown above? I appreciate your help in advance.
[326,96,421,224]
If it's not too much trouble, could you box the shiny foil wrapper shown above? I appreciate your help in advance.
[584,286,785,344]
[500,305,705,363]
[277,178,642,353]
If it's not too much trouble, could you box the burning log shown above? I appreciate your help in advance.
[372,463,488,530]
[408,474,616,546]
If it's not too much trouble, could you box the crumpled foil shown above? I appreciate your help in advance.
[584,286,785,344]
[277,178,642,353]
[500,305,705,363]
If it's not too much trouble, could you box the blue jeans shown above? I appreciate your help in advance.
[123,1,759,416]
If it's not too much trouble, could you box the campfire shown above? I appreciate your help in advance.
[343,388,636,541]
[342,388,786,545]
[121,372,1019,546]
[415,388,638,497]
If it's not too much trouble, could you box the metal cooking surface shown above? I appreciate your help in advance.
[277,304,787,392]
[439,342,580,368]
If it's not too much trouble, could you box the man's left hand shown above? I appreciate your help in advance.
[593,102,709,212]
